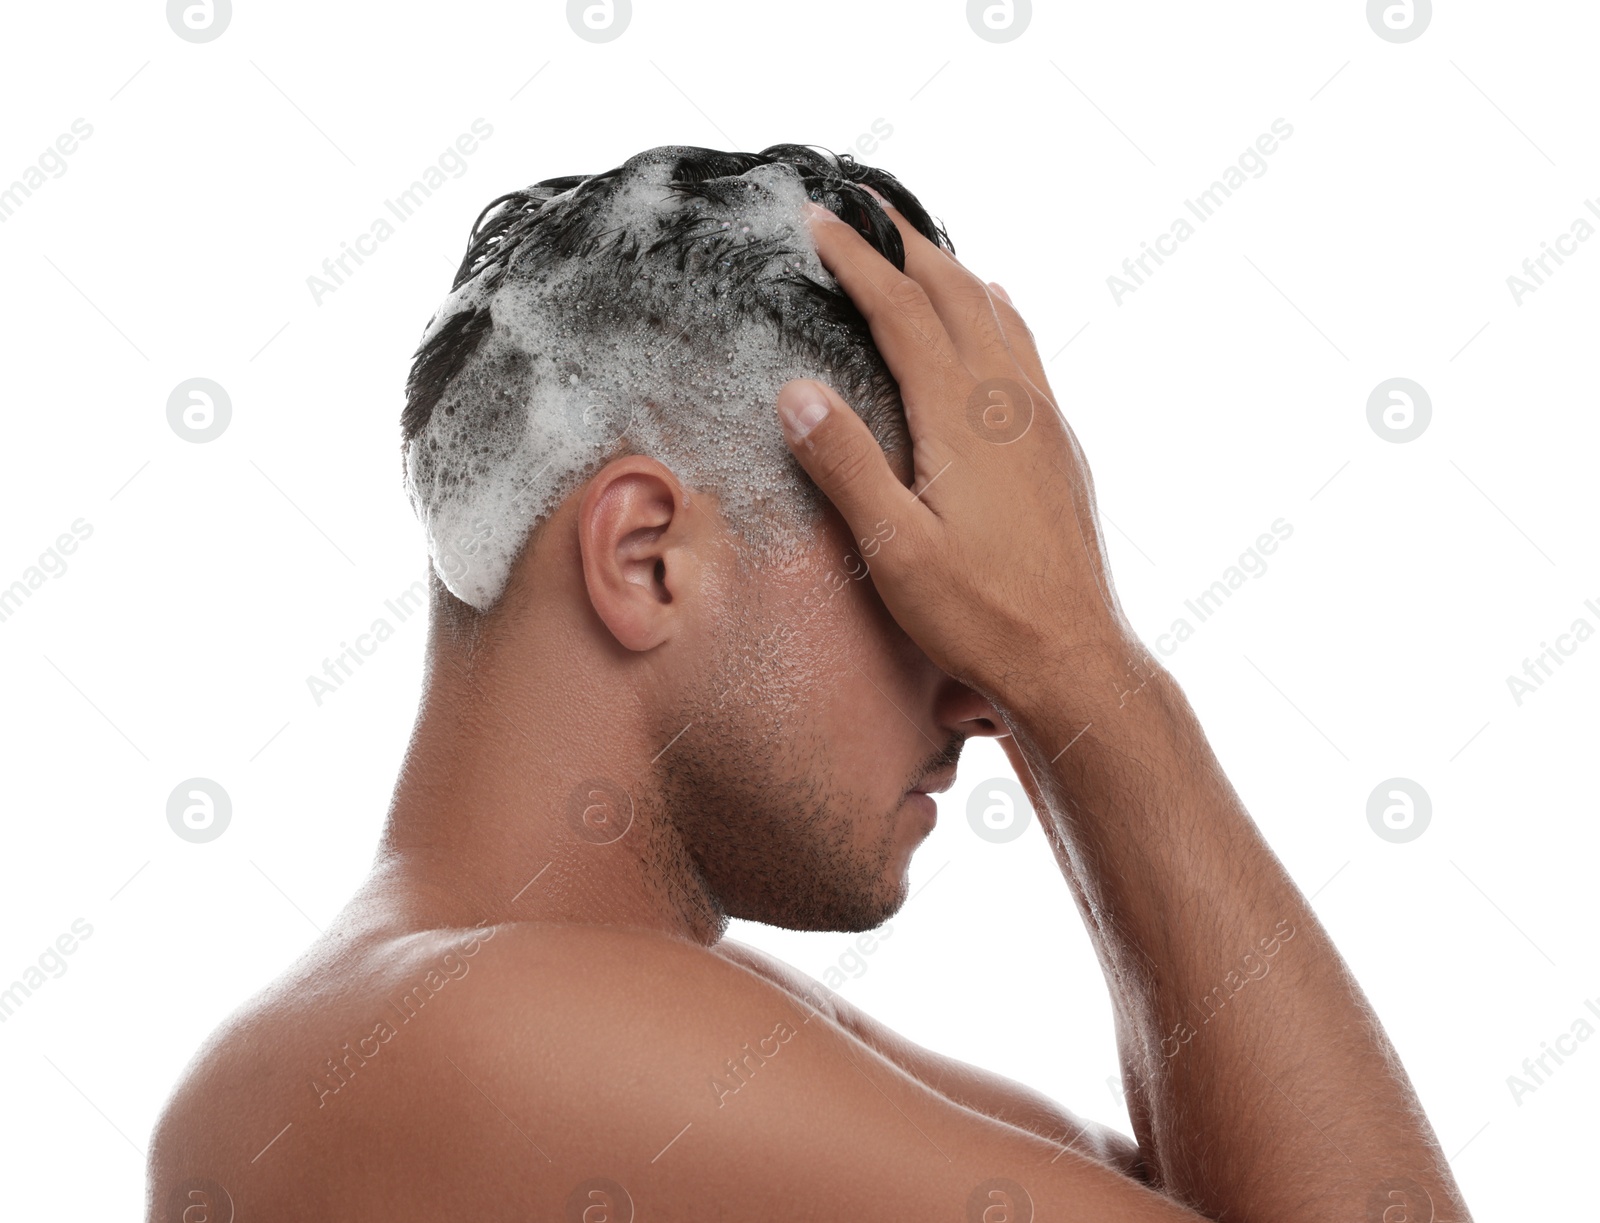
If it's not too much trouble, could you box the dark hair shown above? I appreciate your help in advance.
[401,143,954,625]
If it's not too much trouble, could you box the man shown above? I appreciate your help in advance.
[147,145,1470,1222]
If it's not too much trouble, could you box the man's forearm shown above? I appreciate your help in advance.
[998,646,1469,1222]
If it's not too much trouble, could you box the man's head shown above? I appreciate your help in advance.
[399,144,1001,934]
[402,143,952,612]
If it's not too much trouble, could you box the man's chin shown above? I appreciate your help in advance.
[731,885,905,935]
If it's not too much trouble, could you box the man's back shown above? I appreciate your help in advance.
[149,918,721,1218]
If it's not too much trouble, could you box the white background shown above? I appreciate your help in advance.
[1,1,1595,1217]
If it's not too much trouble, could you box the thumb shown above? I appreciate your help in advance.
[775,378,911,540]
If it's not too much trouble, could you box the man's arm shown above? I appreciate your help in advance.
[998,651,1464,1220]
[713,936,1146,1179]
[475,924,1208,1220]
[772,193,1470,1221]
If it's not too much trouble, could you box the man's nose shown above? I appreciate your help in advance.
[934,676,1008,739]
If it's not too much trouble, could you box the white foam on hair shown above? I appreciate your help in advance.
[403,160,839,611]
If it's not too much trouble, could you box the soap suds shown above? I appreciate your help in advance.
[403,152,863,611]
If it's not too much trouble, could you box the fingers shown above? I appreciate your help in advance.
[855,189,1055,418]
[803,191,1061,464]
[774,378,929,546]
[985,282,1051,394]
[803,203,965,404]
[855,189,1015,376]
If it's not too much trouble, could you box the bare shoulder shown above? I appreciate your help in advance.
[149,922,1178,1222]
[146,923,812,1219]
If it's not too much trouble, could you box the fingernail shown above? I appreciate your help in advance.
[779,389,829,440]
[802,199,839,222]
[989,281,1012,305]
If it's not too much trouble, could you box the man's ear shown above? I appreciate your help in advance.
[576,456,696,652]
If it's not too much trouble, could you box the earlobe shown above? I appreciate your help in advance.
[577,459,688,652]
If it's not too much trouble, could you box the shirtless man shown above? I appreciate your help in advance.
[146,145,1470,1221]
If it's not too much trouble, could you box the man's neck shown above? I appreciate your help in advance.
[363,622,727,946]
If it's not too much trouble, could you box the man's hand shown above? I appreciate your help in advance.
[774,193,1473,1223]
[775,198,1133,712]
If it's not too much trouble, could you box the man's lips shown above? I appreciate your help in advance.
[911,767,957,796]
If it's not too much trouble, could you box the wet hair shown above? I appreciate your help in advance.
[400,142,954,623]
